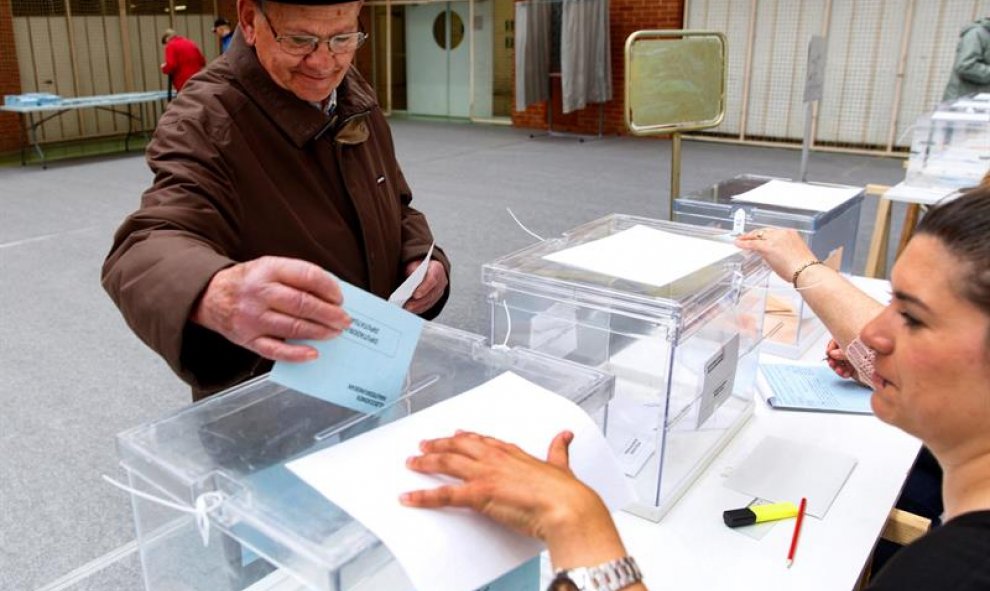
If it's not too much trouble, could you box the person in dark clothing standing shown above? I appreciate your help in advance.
[213,17,234,53]
[106,0,450,401]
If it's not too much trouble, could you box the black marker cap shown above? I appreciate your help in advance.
[723,507,757,528]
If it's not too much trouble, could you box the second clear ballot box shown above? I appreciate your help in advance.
[906,97,990,189]
[114,323,613,591]
[673,174,864,358]
[482,215,770,521]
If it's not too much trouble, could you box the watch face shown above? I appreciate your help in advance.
[548,575,580,591]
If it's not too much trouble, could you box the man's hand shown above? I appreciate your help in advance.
[190,256,351,361]
[403,259,447,315]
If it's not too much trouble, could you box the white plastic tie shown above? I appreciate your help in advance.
[492,299,513,351]
[732,209,747,235]
[102,475,224,547]
[506,207,545,242]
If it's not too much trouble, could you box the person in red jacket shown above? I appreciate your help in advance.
[160,29,206,92]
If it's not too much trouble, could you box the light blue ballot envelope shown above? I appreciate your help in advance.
[270,279,424,413]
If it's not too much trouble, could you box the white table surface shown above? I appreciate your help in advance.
[883,181,959,206]
[617,276,921,591]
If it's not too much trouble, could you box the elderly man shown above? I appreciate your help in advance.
[104,0,450,401]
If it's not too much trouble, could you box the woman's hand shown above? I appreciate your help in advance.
[825,338,857,380]
[735,227,817,282]
[401,431,629,570]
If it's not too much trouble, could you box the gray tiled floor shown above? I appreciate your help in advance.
[0,119,909,590]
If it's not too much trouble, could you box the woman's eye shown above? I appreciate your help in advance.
[899,311,922,328]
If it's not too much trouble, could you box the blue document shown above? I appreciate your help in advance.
[270,279,424,413]
[762,364,873,415]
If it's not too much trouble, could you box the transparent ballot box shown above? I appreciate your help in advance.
[673,174,863,358]
[906,101,990,189]
[482,215,770,521]
[115,323,613,591]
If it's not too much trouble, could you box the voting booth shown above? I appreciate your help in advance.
[482,215,770,521]
[906,95,990,189]
[673,174,863,358]
[115,323,614,591]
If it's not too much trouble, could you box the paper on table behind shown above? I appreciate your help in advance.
[286,371,634,591]
[730,180,861,213]
[542,224,741,288]
[723,435,856,519]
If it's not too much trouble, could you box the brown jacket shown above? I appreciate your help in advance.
[103,33,450,400]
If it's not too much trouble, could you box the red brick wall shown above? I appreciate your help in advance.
[0,0,23,154]
[512,0,685,136]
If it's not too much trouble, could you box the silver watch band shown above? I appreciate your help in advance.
[551,556,642,591]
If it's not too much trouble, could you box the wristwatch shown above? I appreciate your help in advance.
[547,556,642,591]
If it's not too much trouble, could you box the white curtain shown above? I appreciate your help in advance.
[515,0,551,111]
[561,0,612,114]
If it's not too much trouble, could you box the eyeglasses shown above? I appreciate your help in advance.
[262,10,367,56]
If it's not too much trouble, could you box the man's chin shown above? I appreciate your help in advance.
[290,79,337,103]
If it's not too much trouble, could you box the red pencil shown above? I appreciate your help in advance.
[787,497,807,568]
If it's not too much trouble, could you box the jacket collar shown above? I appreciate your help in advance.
[227,29,377,148]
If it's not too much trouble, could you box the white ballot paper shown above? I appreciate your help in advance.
[388,242,435,307]
[287,372,633,591]
[730,179,861,213]
[542,225,741,288]
[723,435,857,518]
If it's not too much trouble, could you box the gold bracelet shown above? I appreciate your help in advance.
[792,259,824,288]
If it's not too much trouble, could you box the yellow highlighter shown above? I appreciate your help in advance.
[723,502,800,528]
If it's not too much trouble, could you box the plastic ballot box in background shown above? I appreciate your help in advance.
[482,215,770,521]
[673,174,864,359]
[906,97,990,189]
[114,323,613,591]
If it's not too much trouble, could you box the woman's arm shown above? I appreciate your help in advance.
[735,228,883,349]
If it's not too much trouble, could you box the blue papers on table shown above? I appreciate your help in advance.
[542,224,741,287]
[761,363,873,415]
[286,371,634,591]
[270,279,423,413]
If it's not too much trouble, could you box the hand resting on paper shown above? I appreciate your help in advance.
[400,430,647,583]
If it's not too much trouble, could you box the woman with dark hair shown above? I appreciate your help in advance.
[400,187,990,591]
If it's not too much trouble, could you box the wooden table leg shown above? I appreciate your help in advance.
[864,196,893,278]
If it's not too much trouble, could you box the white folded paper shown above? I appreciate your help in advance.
[287,371,633,591]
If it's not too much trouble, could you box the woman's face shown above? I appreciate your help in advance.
[861,235,990,452]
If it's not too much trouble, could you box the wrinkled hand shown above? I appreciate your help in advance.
[735,227,817,282]
[403,259,447,315]
[825,338,857,380]
[190,256,351,361]
[400,431,611,544]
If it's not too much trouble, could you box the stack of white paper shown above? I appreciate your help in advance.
[287,372,633,591]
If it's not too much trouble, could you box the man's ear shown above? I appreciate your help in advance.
[237,0,257,45]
